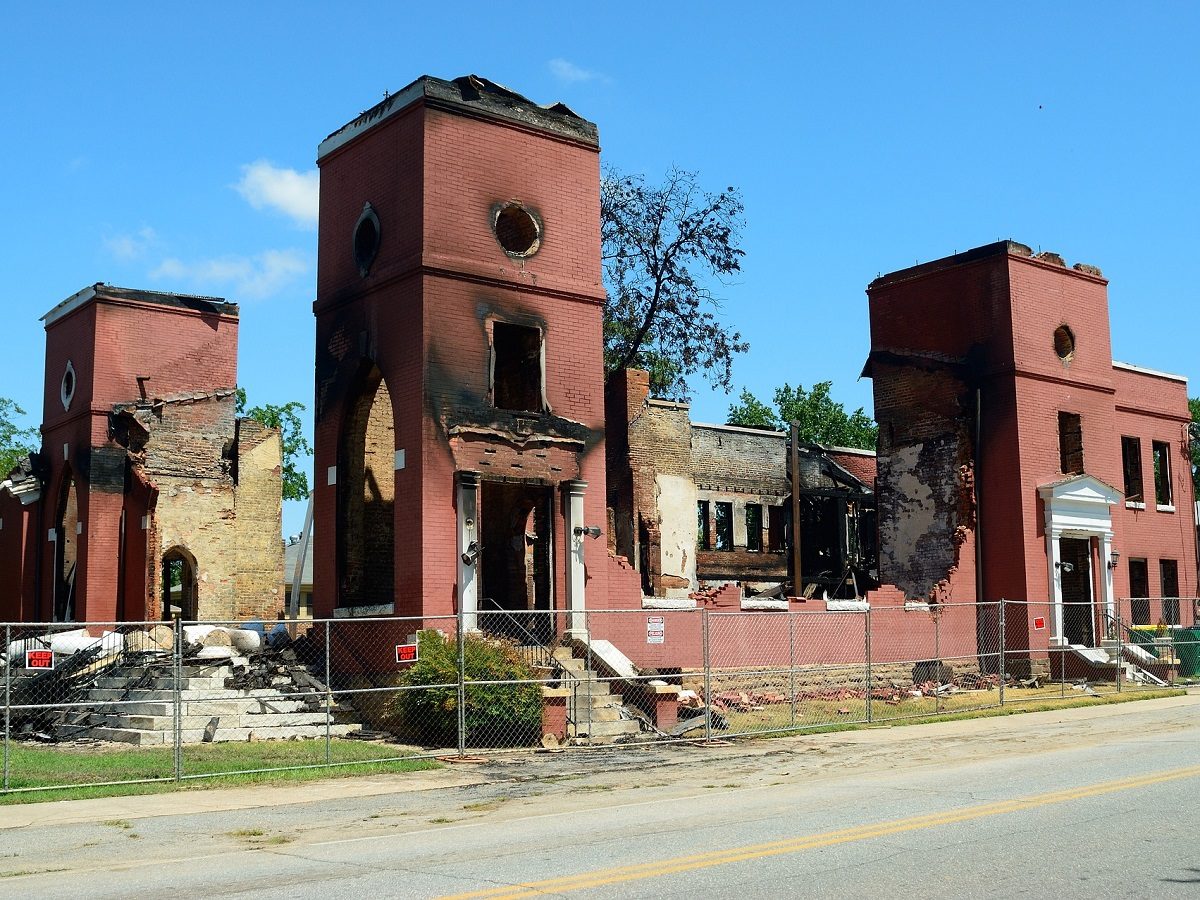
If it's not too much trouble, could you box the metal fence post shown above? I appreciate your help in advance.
[702,609,712,742]
[456,607,466,757]
[934,604,942,715]
[1115,607,1123,694]
[864,605,872,725]
[585,614,594,745]
[3,623,10,791]
[324,621,333,764]
[998,600,1005,707]
[788,612,796,728]
[172,611,182,782]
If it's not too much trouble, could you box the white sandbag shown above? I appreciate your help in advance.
[183,624,218,645]
[229,628,262,653]
[51,630,122,656]
[200,628,233,648]
[194,645,234,660]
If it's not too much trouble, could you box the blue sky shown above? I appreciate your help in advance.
[3,4,1197,537]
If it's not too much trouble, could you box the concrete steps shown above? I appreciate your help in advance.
[552,646,644,743]
[75,658,365,745]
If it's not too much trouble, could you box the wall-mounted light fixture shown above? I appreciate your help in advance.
[573,525,602,540]
[1108,549,1120,569]
[1055,561,1075,574]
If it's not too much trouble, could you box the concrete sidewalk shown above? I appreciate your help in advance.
[1,692,1194,830]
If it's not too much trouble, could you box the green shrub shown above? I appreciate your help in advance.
[393,630,543,747]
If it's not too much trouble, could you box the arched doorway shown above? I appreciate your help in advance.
[161,547,198,621]
[338,363,395,610]
[55,470,79,622]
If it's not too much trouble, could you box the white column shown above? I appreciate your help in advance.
[1046,529,1065,645]
[1098,532,1116,624]
[457,472,480,633]
[563,480,588,638]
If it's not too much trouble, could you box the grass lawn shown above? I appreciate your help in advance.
[0,739,439,805]
[717,685,1185,737]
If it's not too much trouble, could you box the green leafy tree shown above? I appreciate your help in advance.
[602,166,748,399]
[728,381,877,450]
[0,397,39,478]
[726,389,780,430]
[236,388,312,501]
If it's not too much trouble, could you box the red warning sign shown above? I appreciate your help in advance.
[25,649,54,670]
[395,643,418,664]
[1033,616,1046,631]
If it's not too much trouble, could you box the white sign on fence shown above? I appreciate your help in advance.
[646,615,665,645]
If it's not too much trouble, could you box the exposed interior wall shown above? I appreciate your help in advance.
[234,420,284,619]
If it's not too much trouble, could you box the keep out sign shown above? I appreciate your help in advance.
[25,649,54,670]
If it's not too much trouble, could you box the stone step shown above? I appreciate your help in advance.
[89,723,357,746]
[91,698,316,717]
[101,711,333,731]
[569,705,625,723]
[95,675,230,691]
[88,687,318,702]
[569,717,641,740]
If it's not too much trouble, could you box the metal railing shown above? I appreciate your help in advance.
[0,598,1189,796]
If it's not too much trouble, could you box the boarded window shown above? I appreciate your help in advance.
[1152,441,1172,507]
[1058,412,1083,474]
[493,322,542,413]
[746,503,763,552]
[714,502,733,551]
[1129,558,1149,625]
[1121,436,1143,503]
[1160,559,1179,624]
[697,500,710,550]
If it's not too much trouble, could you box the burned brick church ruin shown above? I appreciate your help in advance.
[0,285,283,622]
[2,74,1195,680]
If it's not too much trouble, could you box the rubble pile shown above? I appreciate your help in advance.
[2,623,361,745]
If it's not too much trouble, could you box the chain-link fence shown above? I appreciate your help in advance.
[1,598,1190,796]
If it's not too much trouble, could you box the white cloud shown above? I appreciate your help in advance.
[234,160,319,228]
[548,58,606,84]
[104,226,158,262]
[151,249,309,300]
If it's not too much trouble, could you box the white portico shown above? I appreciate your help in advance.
[1038,475,1122,647]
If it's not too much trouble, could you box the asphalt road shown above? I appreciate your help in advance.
[1,694,1197,898]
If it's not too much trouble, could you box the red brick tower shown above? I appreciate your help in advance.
[21,286,239,621]
[312,76,609,632]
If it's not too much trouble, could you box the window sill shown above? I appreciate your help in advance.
[1125,501,1145,510]
[1156,505,1176,513]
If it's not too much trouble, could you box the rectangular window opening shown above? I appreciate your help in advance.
[1121,436,1143,504]
[1058,412,1084,475]
[492,322,543,413]
[1152,441,1172,507]
[697,500,710,550]
[1129,558,1149,626]
[767,504,785,552]
[746,503,763,552]
[1160,559,1179,624]
[714,501,733,552]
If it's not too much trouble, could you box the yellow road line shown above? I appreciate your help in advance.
[436,763,1200,900]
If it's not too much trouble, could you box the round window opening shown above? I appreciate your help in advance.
[353,203,381,278]
[493,204,540,257]
[60,361,76,411]
[1053,325,1075,361]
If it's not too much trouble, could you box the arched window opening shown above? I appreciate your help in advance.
[161,547,198,621]
[338,363,396,609]
[55,472,79,622]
